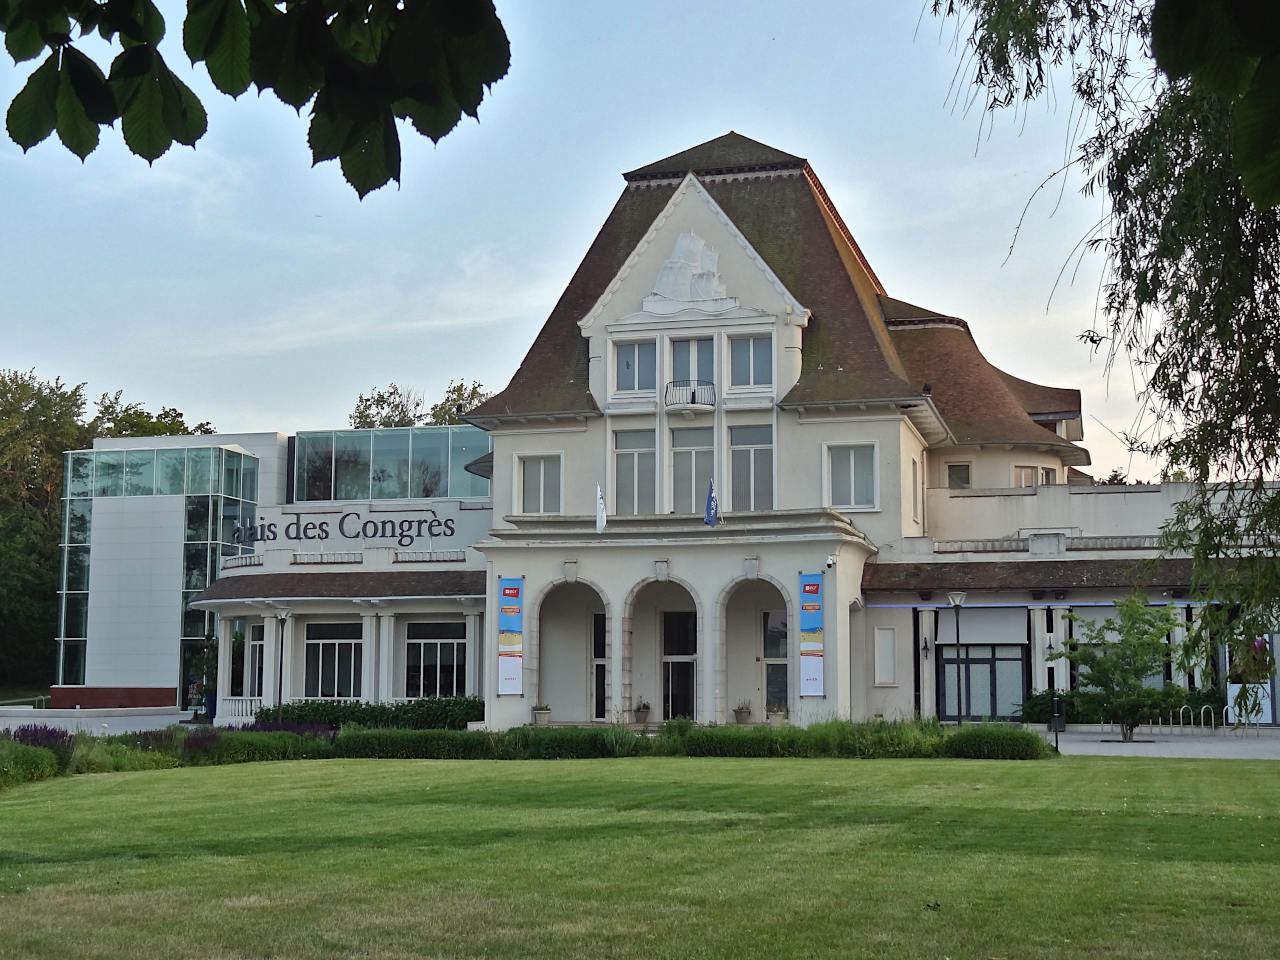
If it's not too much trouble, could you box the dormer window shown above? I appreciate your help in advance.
[729,335,772,387]
[616,341,656,392]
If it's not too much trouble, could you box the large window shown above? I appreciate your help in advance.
[672,337,713,383]
[616,341,656,392]
[829,444,876,509]
[614,430,655,515]
[304,623,363,699]
[294,426,491,502]
[672,427,713,515]
[729,335,771,387]
[405,621,466,698]
[521,455,561,514]
[1013,465,1037,488]
[939,644,1027,721]
[662,612,697,720]
[730,425,773,511]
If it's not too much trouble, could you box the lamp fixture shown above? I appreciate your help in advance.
[947,591,967,608]
[1045,634,1056,654]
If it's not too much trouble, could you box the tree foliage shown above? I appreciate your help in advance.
[932,0,1280,688]
[1052,593,1182,740]
[1,0,510,197]
[0,369,213,686]
[350,378,488,428]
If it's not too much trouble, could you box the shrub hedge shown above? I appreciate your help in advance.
[254,697,484,730]
[0,740,58,788]
[181,729,336,765]
[1018,686,1226,725]
[942,724,1050,760]
[11,724,75,773]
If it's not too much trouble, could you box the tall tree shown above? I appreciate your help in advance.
[931,1,1280,687]
[2,0,510,197]
[89,391,214,437]
[349,379,489,428]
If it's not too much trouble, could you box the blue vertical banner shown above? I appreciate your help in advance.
[497,577,524,695]
[799,573,824,696]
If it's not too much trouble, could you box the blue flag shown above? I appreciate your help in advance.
[704,478,720,527]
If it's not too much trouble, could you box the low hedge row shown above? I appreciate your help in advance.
[0,740,58,789]
[941,724,1050,760]
[181,729,336,765]
[1018,686,1226,725]
[333,724,645,760]
[254,697,484,730]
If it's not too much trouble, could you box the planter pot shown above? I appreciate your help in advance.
[767,712,788,728]
[531,708,551,726]
[733,709,751,725]
[633,708,650,725]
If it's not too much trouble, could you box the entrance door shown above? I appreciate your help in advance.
[662,611,697,719]
[591,613,607,721]
[762,611,788,713]
[939,644,1029,721]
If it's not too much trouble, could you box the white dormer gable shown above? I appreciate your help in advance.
[578,173,809,331]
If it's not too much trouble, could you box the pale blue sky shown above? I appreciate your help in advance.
[0,2,1154,479]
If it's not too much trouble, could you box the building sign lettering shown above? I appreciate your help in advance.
[233,510,457,548]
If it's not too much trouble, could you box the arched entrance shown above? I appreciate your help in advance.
[723,579,791,724]
[628,580,699,721]
[536,582,607,723]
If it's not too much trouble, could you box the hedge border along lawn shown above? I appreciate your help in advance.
[2,757,1277,960]
[0,739,57,789]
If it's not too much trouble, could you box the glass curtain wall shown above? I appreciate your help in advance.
[295,425,492,502]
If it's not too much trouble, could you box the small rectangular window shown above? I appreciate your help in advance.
[521,456,561,514]
[729,335,772,387]
[946,463,971,490]
[874,627,896,685]
[616,342,656,392]
[1041,467,1057,486]
[1013,466,1037,488]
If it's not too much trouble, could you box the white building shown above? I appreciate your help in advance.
[54,134,1277,726]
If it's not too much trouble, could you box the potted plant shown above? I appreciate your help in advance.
[531,703,551,726]
[733,699,752,725]
[766,702,789,727]
[633,698,651,725]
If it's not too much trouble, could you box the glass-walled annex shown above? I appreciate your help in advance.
[294,425,490,502]
[58,446,259,700]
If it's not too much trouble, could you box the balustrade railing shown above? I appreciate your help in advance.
[663,380,716,408]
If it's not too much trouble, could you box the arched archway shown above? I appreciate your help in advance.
[720,578,792,723]
[627,579,701,722]
[536,581,607,723]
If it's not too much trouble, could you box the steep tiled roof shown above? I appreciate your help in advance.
[623,132,805,181]
[193,571,485,603]
[888,319,1090,464]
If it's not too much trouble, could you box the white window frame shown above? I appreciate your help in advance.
[911,458,919,521]
[614,430,656,516]
[671,427,714,515]
[1040,466,1058,486]
[873,626,897,686]
[1012,465,1037,488]
[946,461,973,490]
[672,337,715,385]
[516,453,563,515]
[302,624,363,699]
[729,425,774,512]
[824,441,879,511]
[404,621,467,699]
[614,340,657,394]
[728,334,773,389]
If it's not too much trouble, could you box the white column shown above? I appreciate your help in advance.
[1029,606,1049,693]
[379,613,396,701]
[615,609,631,721]
[215,616,233,706]
[1049,605,1071,690]
[262,615,281,708]
[464,612,480,696]
[699,599,721,725]
[280,615,296,701]
[361,613,378,702]
[916,607,936,718]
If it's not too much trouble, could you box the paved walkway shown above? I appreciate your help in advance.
[1048,727,1280,760]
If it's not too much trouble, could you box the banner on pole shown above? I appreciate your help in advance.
[799,573,824,696]
[497,577,524,695]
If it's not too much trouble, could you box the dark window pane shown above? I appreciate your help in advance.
[64,545,89,592]
[333,431,371,500]
[65,498,92,545]
[406,643,422,698]
[439,643,455,697]
[184,543,208,590]
[407,621,466,640]
[663,612,696,656]
[305,644,321,697]
[296,434,334,501]
[67,453,94,498]
[423,643,438,697]
[186,448,212,495]
[593,613,606,660]
[125,449,155,496]
[306,622,362,641]
[94,451,123,496]
[410,429,448,497]
[321,643,336,697]
[371,429,411,499]
[185,496,210,542]
[763,611,787,659]
[61,640,86,685]
[63,593,88,639]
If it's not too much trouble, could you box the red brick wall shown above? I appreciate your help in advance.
[50,687,178,709]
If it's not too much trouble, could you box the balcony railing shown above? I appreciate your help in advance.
[664,380,716,409]
[219,696,263,719]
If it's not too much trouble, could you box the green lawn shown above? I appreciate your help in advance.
[2,757,1277,959]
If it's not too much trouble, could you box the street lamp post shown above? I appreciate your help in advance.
[947,591,966,724]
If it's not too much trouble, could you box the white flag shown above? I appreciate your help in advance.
[596,483,607,534]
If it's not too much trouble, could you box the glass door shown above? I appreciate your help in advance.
[592,613,607,721]
[662,612,697,719]
[762,611,788,714]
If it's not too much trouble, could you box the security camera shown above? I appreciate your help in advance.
[826,555,836,569]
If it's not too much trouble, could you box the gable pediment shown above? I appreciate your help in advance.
[578,173,809,331]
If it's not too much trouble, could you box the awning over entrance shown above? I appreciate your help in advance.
[191,570,486,606]
[862,558,1193,592]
